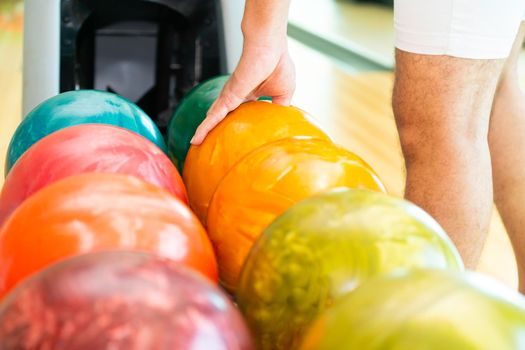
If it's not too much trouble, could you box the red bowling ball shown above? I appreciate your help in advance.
[0,251,254,350]
[0,124,187,225]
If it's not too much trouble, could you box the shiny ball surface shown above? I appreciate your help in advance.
[0,251,253,350]
[0,124,187,225]
[208,138,386,293]
[183,101,330,223]
[0,173,217,297]
[5,90,166,175]
[167,75,228,172]
[238,189,463,350]
[300,270,525,350]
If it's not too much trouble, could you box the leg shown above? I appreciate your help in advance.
[392,51,504,268]
[490,23,525,292]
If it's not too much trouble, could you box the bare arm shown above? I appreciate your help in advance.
[242,0,291,39]
[191,0,294,144]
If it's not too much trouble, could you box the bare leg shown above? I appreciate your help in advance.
[393,50,505,269]
[490,23,525,292]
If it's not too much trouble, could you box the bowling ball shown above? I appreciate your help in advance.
[184,101,330,223]
[237,189,463,350]
[207,137,386,293]
[0,173,217,297]
[0,124,187,226]
[0,251,254,350]
[167,75,229,172]
[5,90,166,175]
[300,270,525,350]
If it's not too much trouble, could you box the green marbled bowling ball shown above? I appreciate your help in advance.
[167,75,228,172]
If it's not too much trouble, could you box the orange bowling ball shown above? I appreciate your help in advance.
[183,101,330,224]
[207,137,386,292]
[0,173,217,298]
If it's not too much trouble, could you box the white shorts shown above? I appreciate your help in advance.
[395,0,525,59]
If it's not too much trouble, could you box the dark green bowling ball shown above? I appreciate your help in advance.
[5,90,166,176]
[301,270,525,350]
[167,75,228,172]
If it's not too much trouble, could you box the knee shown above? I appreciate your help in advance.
[393,104,488,167]
[391,54,494,168]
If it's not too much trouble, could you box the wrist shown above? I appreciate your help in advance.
[241,25,288,51]
[241,18,287,43]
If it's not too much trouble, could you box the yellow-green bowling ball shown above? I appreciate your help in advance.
[237,189,464,350]
[300,270,525,350]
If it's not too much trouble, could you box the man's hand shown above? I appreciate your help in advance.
[190,0,294,145]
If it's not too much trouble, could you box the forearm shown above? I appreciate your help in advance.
[241,0,291,42]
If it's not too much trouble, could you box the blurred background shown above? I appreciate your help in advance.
[0,0,519,288]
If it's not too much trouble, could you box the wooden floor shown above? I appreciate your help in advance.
[0,5,517,288]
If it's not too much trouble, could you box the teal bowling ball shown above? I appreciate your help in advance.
[5,90,166,175]
[167,75,228,172]
[301,270,525,350]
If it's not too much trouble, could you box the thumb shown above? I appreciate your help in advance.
[190,55,270,145]
[190,79,246,145]
[271,93,293,106]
